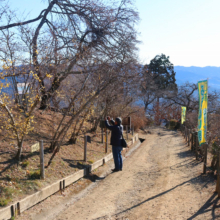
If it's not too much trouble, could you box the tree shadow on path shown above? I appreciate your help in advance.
[187,192,220,219]
[99,174,218,219]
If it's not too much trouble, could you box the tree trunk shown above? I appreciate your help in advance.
[68,115,86,144]
[144,102,148,112]
[90,117,101,132]
[39,94,48,110]
[47,146,59,167]
[48,87,103,154]
[14,141,22,161]
[39,76,61,110]
[68,136,77,144]
[211,155,218,171]
[49,140,58,151]
[157,96,160,105]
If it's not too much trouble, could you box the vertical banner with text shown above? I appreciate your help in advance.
[198,80,208,145]
[181,106,186,124]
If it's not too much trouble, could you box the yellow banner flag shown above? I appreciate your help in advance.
[198,80,208,145]
[181,106,186,124]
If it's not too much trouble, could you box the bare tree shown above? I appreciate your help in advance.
[0,0,139,109]
[0,0,140,164]
[166,82,198,112]
[41,58,140,167]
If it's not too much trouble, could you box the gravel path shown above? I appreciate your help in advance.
[17,128,219,220]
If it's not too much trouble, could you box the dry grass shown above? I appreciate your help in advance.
[0,109,134,208]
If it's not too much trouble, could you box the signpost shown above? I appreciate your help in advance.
[31,141,44,179]
[122,117,131,132]
[99,120,106,129]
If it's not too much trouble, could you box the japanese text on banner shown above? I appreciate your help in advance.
[198,80,208,145]
[181,106,186,124]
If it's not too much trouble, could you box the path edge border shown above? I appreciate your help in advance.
[0,134,139,220]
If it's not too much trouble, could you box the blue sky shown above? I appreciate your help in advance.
[136,0,220,67]
[6,0,220,67]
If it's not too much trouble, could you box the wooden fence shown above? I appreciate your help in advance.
[180,124,220,197]
[180,124,207,173]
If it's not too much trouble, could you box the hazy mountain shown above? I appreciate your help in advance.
[174,66,220,90]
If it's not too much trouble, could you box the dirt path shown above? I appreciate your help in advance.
[17,128,220,220]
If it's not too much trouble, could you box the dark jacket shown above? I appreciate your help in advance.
[105,120,123,146]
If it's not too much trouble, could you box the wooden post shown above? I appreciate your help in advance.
[193,133,196,151]
[193,132,196,151]
[11,205,15,218]
[84,135,87,162]
[105,128,108,153]
[101,127,104,143]
[188,129,190,146]
[39,140,45,180]
[132,125,134,136]
[216,152,220,196]
[186,128,188,142]
[128,116,131,132]
[191,132,193,150]
[184,126,185,138]
[203,143,208,174]
[126,125,128,140]
[195,132,198,160]
[17,202,20,216]
[184,125,186,137]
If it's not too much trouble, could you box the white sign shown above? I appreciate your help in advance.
[31,142,39,152]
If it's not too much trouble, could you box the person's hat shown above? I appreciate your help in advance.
[115,117,122,125]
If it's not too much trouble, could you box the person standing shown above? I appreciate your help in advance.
[105,116,123,172]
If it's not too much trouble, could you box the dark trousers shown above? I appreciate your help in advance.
[112,146,123,170]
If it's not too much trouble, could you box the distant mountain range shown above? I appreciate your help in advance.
[174,66,220,90]
[1,66,220,95]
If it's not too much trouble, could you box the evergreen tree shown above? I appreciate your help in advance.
[148,54,177,98]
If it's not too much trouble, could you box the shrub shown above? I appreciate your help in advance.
[0,186,14,206]
[27,169,41,180]
[129,107,148,131]
[21,160,30,168]
[0,198,11,206]
[168,119,180,130]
